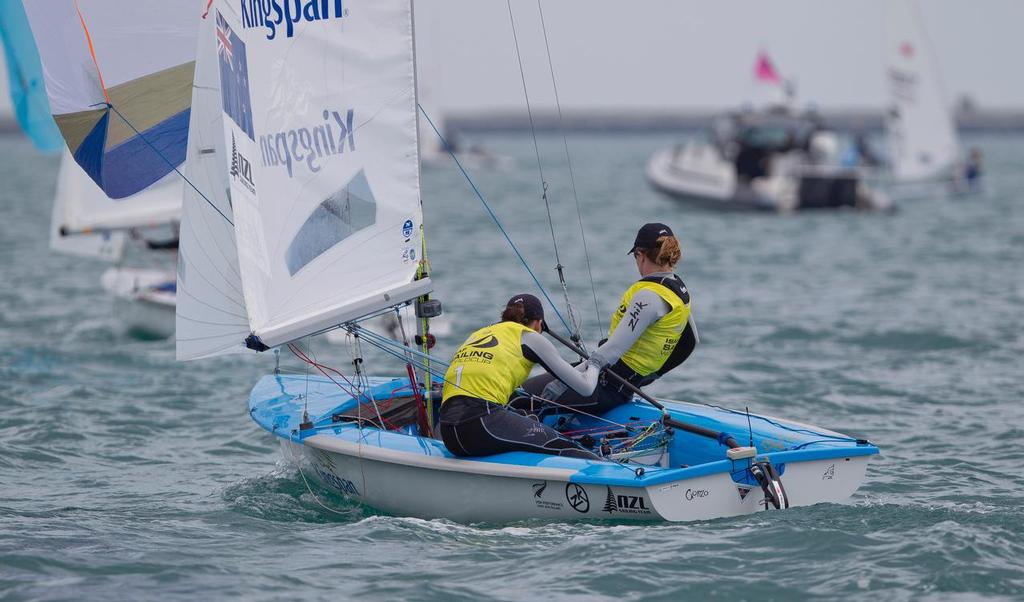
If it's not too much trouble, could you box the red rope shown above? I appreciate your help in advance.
[286,344,402,431]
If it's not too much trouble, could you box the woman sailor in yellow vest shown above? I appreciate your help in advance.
[523,223,697,414]
[440,294,603,459]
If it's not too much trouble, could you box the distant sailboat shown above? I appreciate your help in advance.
[25,0,197,338]
[175,0,878,523]
[50,149,183,337]
[883,0,964,193]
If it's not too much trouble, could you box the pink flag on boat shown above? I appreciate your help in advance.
[754,52,781,84]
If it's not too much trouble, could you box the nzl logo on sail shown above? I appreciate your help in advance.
[240,0,347,40]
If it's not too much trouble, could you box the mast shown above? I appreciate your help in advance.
[409,0,436,433]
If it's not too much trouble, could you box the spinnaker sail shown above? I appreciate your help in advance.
[23,0,198,198]
[177,0,429,358]
[0,0,62,152]
[884,0,959,181]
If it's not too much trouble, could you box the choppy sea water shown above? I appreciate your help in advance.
[2,132,1023,601]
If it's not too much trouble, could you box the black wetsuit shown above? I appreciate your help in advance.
[440,396,599,460]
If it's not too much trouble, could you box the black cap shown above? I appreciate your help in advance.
[628,222,674,255]
[506,293,544,322]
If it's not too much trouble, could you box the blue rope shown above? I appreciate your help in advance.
[94,102,233,227]
[417,105,572,336]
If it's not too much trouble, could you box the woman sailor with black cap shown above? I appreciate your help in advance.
[523,223,697,415]
[439,294,603,459]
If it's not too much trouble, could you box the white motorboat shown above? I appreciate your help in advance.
[647,110,891,211]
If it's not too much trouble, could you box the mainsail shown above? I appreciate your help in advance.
[0,0,62,152]
[177,0,429,359]
[884,0,959,181]
[23,1,198,198]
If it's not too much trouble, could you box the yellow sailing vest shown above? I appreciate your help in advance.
[441,321,535,405]
[609,278,690,376]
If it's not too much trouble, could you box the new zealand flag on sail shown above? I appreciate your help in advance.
[216,11,254,140]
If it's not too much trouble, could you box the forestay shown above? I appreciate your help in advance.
[23,0,198,198]
[0,0,63,153]
[177,0,429,357]
[884,0,959,181]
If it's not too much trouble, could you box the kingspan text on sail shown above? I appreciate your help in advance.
[241,0,346,40]
[259,109,355,178]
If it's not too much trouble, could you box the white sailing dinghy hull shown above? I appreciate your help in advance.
[287,436,870,523]
[101,267,176,339]
[253,375,878,523]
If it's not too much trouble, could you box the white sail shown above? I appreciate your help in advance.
[177,0,429,357]
[175,7,249,360]
[884,0,959,181]
[50,148,182,236]
[49,153,126,261]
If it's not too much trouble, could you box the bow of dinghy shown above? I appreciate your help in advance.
[250,374,878,523]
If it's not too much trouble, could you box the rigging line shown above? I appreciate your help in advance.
[344,330,641,468]
[353,326,451,370]
[536,0,604,335]
[505,0,582,344]
[354,326,629,432]
[93,102,234,227]
[418,105,572,336]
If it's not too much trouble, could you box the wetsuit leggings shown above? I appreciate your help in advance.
[439,396,601,461]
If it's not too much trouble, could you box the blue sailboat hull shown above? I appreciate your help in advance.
[249,374,879,522]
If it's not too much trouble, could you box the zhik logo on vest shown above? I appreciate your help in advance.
[241,0,348,40]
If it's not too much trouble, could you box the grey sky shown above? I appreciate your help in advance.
[415,0,1024,113]
[3,1,1019,119]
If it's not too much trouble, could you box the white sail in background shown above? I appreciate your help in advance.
[175,7,248,360]
[49,153,126,261]
[885,0,959,181]
[178,0,429,356]
[50,148,182,234]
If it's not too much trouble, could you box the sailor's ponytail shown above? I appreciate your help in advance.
[501,302,529,325]
[640,235,681,268]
